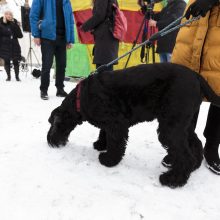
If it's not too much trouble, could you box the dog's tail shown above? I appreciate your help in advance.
[197,74,220,107]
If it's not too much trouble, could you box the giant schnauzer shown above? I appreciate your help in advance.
[47,63,220,188]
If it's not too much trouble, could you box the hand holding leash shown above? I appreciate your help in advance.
[185,0,219,19]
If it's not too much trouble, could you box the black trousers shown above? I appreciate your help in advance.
[204,104,220,143]
[40,37,66,92]
[4,59,19,77]
[192,104,220,144]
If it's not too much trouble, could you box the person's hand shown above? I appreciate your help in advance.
[66,43,72,49]
[34,38,41,46]
[185,0,219,19]
[149,19,157,27]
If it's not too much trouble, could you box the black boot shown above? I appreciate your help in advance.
[41,90,49,100]
[16,76,21,81]
[5,63,11,81]
[6,76,11,81]
[14,62,21,81]
[56,89,68,97]
[204,140,220,175]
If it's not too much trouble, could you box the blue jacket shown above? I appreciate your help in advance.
[30,0,74,43]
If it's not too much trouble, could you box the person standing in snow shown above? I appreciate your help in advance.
[162,0,220,175]
[29,0,74,100]
[0,10,23,81]
[148,0,186,63]
[81,0,119,71]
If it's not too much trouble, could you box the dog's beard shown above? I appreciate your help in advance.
[47,115,75,148]
[47,126,71,147]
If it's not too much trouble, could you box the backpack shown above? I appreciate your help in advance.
[111,3,127,41]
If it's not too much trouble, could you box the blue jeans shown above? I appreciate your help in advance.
[159,53,172,63]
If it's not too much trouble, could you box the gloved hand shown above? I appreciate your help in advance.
[185,0,219,19]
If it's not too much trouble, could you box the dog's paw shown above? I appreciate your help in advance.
[93,140,107,151]
[159,170,189,188]
[99,152,122,167]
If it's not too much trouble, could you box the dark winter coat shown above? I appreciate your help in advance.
[154,0,186,54]
[0,17,23,61]
[81,0,119,65]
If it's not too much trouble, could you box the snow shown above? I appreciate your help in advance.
[1,0,220,219]
[0,69,220,220]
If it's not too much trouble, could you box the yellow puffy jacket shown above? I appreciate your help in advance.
[172,0,220,95]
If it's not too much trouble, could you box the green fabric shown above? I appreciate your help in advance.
[65,43,91,77]
[161,0,168,7]
[65,25,91,77]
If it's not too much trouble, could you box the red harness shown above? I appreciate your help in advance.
[76,81,82,112]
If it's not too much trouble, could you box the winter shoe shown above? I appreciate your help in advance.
[41,91,49,100]
[56,89,68,97]
[204,142,220,175]
[161,154,173,168]
[6,76,11,81]
[16,76,21,81]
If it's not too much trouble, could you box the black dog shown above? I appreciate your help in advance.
[47,63,220,188]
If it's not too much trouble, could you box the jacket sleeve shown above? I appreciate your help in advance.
[67,1,75,44]
[70,11,75,44]
[156,2,186,30]
[81,0,109,32]
[11,20,23,39]
[29,0,42,38]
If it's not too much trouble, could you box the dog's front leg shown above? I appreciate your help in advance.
[93,129,107,151]
[98,126,128,167]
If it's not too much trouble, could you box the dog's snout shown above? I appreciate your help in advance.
[48,116,52,124]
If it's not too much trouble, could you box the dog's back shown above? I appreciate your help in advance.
[97,63,195,88]
[79,63,204,126]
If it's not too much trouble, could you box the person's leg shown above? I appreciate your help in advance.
[4,59,11,81]
[166,53,172,63]
[40,39,55,96]
[13,59,20,81]
[55,37,66,96]
[159,53,167,63]
[106,65,113,71]
[204,104,220,174]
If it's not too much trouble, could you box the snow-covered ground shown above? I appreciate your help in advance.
[0,68,220,220]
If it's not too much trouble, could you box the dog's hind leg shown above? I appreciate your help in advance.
[158,120,196,188]
[93,129,107,151]
[98,125,129,167]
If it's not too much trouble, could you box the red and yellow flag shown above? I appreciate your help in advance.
[66,0,163,77]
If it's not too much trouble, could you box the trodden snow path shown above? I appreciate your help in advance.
[0,70,220,220]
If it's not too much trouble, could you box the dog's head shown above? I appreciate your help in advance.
[47,105,82,148]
